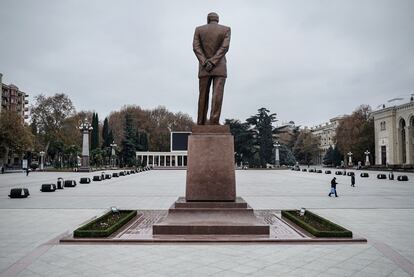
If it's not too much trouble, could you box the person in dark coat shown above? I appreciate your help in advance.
[329,177,338,197]
[351,175,355,187]
[25,167,30,176]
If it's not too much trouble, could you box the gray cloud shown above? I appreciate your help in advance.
[1,0,413,127]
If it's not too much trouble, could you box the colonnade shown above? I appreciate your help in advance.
[136,151,188,167]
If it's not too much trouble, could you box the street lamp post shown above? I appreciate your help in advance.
[110,141,117,168]
[274,141,281,167]
[347,152,353,167]
[78,118,93,172]
[39,151,45,171]
[364,150,371,166]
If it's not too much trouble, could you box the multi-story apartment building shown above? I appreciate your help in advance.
[0,73,29,120]
[1,73,30,168]
[310,116,344,164]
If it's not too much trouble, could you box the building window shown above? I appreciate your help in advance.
[380,121,386,131]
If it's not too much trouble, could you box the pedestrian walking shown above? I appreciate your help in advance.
[389,171,394,180]
[351,175,355,187]
[25,167,30,176]
[329,177,338,197]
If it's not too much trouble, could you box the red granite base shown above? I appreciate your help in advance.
[152,197,270,235]
[185,125,236,201]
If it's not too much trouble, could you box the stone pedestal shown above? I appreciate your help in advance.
[78,156,91,172]
[153,197,269,235]
[186,125,235,201]
[153,125,270,236]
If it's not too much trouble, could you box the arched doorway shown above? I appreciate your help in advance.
[399,118,406,164]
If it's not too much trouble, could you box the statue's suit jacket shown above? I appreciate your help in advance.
[193,23,231,78]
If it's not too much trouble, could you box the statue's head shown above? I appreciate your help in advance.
[207,12,219,23]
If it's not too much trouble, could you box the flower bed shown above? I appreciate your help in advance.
[282,210,352,238]
[74,210,137,238]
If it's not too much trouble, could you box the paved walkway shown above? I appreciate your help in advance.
[0,169,413,276]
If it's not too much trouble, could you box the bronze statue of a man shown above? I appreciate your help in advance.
[193,12,231,125]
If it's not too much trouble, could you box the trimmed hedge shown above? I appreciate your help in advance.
[105,174,112,179]
[360,173,369,178]
[302,169,307,172]
[93,175,102,181]
[347,172,355,176]
[112,172,119,177]
[316,170,322,173]
[325,170,332,174]
[335,171,342,175]
[282,210,352,238]
[74,210,137,238]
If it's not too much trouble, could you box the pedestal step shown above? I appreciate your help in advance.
[174,197,248,209]
[153,197,270,236]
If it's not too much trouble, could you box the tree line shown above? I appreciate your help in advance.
[226,105,374,168]
[1,93,193,169]
[0,92,374,169]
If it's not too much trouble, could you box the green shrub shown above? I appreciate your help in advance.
[282,210,352,238]
[74,210,137,238]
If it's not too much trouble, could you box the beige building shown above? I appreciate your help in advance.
[371,96,414,166]
[310,116,344,164]
[274,121,298,146]
[1,73,29,119]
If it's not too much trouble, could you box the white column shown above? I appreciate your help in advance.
[82,131,89,156]
[158,155,160,166]
[405,126,412,164]
[175,155,178,167]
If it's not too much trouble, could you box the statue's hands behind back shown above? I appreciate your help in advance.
[204,60,214,72]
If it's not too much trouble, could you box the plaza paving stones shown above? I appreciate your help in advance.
[0,169,413,276]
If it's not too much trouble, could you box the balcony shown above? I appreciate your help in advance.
[24,107,29,111]
[24,115,29,119]
[24,100,29,104]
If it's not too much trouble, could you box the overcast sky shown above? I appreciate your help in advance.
[1,0,413,127]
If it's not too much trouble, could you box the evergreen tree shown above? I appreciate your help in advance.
[140,132,148,151]
[91,113,100,150]
[323,145,334,166]
[278,144,296,166]
[332,146,343,167]
[107,130,114,146]
[246,108,277,167]
[102,117,110,148]
[133,131,142,151]
[225,119,255,166]
[121,112,137,167]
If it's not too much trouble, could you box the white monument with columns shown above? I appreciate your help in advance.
[136,131,190,168]
[79,118,93,172]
